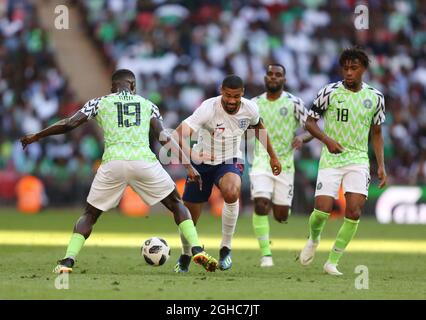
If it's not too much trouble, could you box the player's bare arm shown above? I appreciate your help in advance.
[150,117,202,189]
[251,119,282,175]
[305,116,344,154]
[20,111,88,150]
[174,122,212,164]
[371,124,387,188]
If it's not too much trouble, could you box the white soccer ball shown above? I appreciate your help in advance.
[141,237,170,266]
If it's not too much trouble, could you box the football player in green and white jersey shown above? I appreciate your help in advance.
[299,47,387,275]
[250,64,312,267]
[21,69,218,274]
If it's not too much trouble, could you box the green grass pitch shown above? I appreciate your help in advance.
[0,208,425,300]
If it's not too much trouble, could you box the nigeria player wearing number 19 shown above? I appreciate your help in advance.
[299,47,387,275]
[20,69,218,273]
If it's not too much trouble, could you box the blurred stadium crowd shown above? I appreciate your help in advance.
[1,0,426,208]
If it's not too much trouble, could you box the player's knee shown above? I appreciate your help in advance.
[254,199,270,215]
[345,207,361,220]
[314,202,333,213]
[161,189,183,211]
[221,186,240,203]
[273,207,289,223]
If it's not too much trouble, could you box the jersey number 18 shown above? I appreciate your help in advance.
[336,108,349,122]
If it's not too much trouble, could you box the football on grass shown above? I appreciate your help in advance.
[141,237,170,266]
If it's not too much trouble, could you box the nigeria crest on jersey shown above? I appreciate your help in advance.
[363,99,372,109]
[280,107,288,116]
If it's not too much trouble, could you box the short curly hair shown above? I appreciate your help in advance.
[222,75,244,89]
[339,46,370,68]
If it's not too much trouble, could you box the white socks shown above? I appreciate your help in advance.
[220,200,239,249]
[179,200,240,254]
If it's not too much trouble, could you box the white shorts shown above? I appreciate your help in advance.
[249,171,294,206]
[87,160,175,211]
[315,164,370,199]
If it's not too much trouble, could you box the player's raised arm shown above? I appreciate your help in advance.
[20,96,102,149]
[20,111,88,150]
[251,119,281,175]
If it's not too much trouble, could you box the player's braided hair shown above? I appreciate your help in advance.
[339,46,370,68]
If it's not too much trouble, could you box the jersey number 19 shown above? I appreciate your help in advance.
[115,102,141,127]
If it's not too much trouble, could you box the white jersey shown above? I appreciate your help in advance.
[184,96,260,165]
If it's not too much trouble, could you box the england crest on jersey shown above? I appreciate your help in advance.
[239,119,249,129]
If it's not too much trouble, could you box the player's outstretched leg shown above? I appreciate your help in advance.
[174,201,202,273]
[176,220,218,272]
[161,189,218,272]
[54,203,103,273]
[177,220,218,272]
[299,208,330,266]
[192,247,218,272]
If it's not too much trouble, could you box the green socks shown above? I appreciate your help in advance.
[64,233,86,260]
[308,208,359,265]
[252,213,271,256]
[328,217,359,265]
[178,219,201,248]
[308,208,330,242]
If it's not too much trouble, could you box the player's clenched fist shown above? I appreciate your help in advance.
[269,156,282,176]
[324,136,344,154]
[20,134,39,150]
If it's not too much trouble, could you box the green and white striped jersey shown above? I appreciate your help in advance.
[309,81,385,169]
[80,90,162,164]
[251,92,307,173]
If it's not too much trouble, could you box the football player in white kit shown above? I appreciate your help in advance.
[173,75,282,272]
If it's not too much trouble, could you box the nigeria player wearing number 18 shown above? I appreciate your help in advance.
[250,64,312,267]
[299,47,387,275]
[20,69,218,273]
